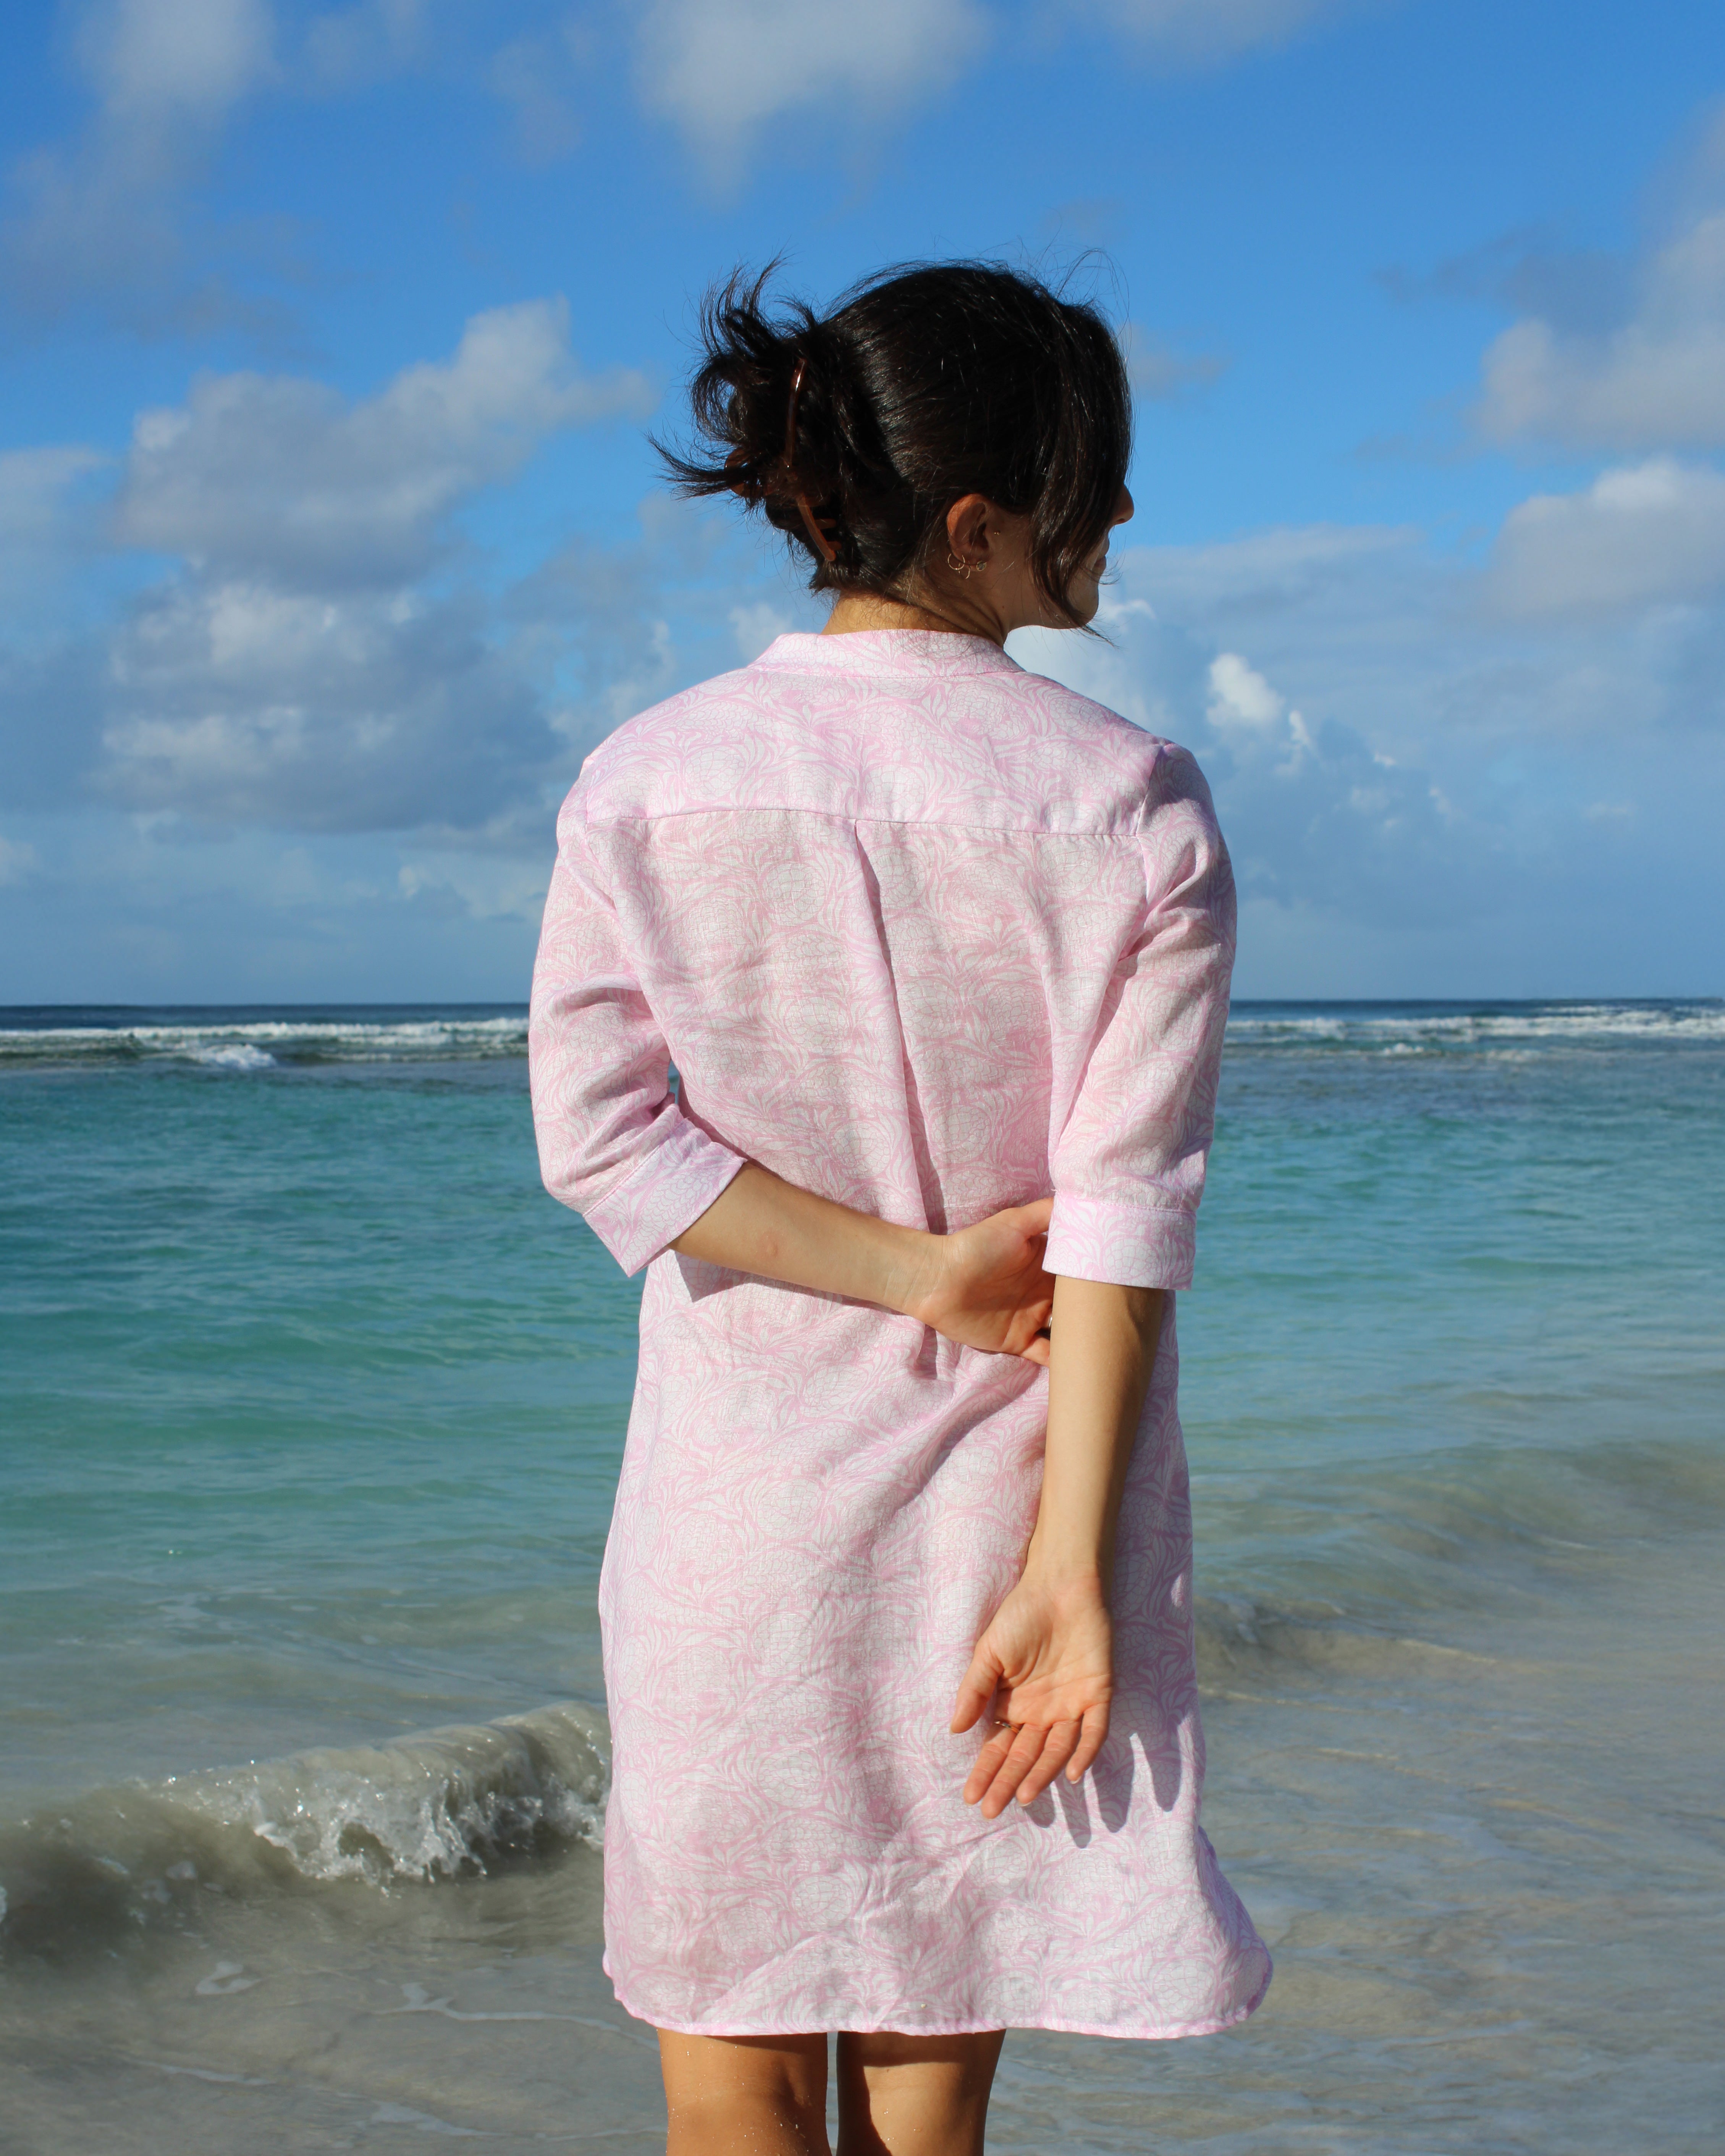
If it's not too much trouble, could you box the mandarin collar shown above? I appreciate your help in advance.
[750,630,1023,680]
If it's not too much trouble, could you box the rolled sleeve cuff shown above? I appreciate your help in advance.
[583,1116,749,1277]
[1044,1193,1196,1290]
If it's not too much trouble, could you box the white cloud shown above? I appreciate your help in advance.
[1121,323,1228,400]
[490,34,583,165]
[2,0,433,335]
[53,305,654,834]
[303,0,428,90]
[633,0,1360,170]
[1476,111,1725,451]
[113,301,651,590]
[2,0,285,331]
[0,837,40,886]
[1112,512,1725,751]
[729,602,793,664]
[634,0,988,171]
[1071,0,1361,65]
[1017,596,1478,930]
[97,578,561,833]
[1492,459,1725,619]
[0,446,107,591]
[1208,651,1286,737]
[397,849,552,921]
[79,0,277,115]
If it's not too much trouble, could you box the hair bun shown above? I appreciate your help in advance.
[655,260,1130,623]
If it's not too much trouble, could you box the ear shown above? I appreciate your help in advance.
[944,493,994,563]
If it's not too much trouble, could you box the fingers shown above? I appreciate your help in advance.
[1015,1719,1080,1804]
[967,1718,1086,1819]
[1017,1336,1051,1367]
[948,1646,1003,1736]
[961,1720,1020,1807]
[1013,1195,1054,1235]
[971,1723,1048,1818]
[961,1706,1108,1814]
[1066,1701,1110,1783]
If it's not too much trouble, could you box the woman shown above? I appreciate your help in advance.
[529,262,1269,2156]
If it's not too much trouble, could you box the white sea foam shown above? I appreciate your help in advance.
[0,1013,529,1067]
[178,1703,608,1885]
[1225,1000,1725,1050]
[5,1001,1720,1069]
[191,1043,276,1071]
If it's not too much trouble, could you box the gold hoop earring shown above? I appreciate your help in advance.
[946,551,982,580]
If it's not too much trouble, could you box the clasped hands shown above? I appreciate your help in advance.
[896,1193,1057,1367]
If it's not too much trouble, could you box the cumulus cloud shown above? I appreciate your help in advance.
[1009,484,1725,984]
[44,304,655,835]
[113,300,650,591]
[303,0,429,90]
[78,0,277,113]
[1206,651,1308,747]
[1476,111,1725,451]
[630,0,1366,168]
[1122,323,1229,400]
[1014,598,1472,930]
[1492,459,1725,619]
[4,0,1374,317]
[0,837,40,887]
[0,446,108,597]
[632,0,988,173]
[1070,0,1362,65]
[97,580,561,833]
[1,0,283,331]
[490,33,584,165]
[1116,511,1725,747]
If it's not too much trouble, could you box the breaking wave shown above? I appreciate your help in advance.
[1224,997,1724,1055]
[0,1008,529,1069]
[0,1704,607,1960]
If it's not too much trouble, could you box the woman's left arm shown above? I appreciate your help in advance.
[950,746,1238,1808]
[671,1164,1055,1365]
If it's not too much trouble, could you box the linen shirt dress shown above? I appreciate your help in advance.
[528,629,1271,2038]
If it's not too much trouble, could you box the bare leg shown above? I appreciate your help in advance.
[657,2029,830,2156]
[835,2029,1005,2156]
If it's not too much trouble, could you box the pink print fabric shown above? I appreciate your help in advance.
[529,631,1271,2037]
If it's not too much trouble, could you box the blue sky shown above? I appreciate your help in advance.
[3,0,1723,1002]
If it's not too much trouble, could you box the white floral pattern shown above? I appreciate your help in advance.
[529,631,1271,2037]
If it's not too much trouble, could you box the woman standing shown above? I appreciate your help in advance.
[529,263,1269,2155]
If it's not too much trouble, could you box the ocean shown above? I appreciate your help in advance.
[2,1000,1721,2152]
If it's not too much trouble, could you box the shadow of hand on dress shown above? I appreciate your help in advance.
[1017,1692,1189,1842]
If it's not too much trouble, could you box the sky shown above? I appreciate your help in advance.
[2,0,1723,1003]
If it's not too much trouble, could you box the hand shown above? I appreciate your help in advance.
[901,1198,1056,1365]
[949,1563,1113,1818]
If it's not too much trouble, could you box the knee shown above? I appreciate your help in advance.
[665,2087,827,2154]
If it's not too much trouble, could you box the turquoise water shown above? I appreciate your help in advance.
[2,1000,1722,2150]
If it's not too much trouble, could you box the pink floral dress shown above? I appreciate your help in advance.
[529,630,1271,2037]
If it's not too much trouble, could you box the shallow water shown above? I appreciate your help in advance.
[2,1000,1721,2150]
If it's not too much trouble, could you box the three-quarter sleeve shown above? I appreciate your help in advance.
[529,799,747,1276]
[1042,756,1237,1292]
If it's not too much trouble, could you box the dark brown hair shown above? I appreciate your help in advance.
[656,260,1133,627]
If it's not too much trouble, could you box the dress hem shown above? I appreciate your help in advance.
[607,1954,1272,2043]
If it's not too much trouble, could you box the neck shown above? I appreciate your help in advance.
[821,585,1006,646]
